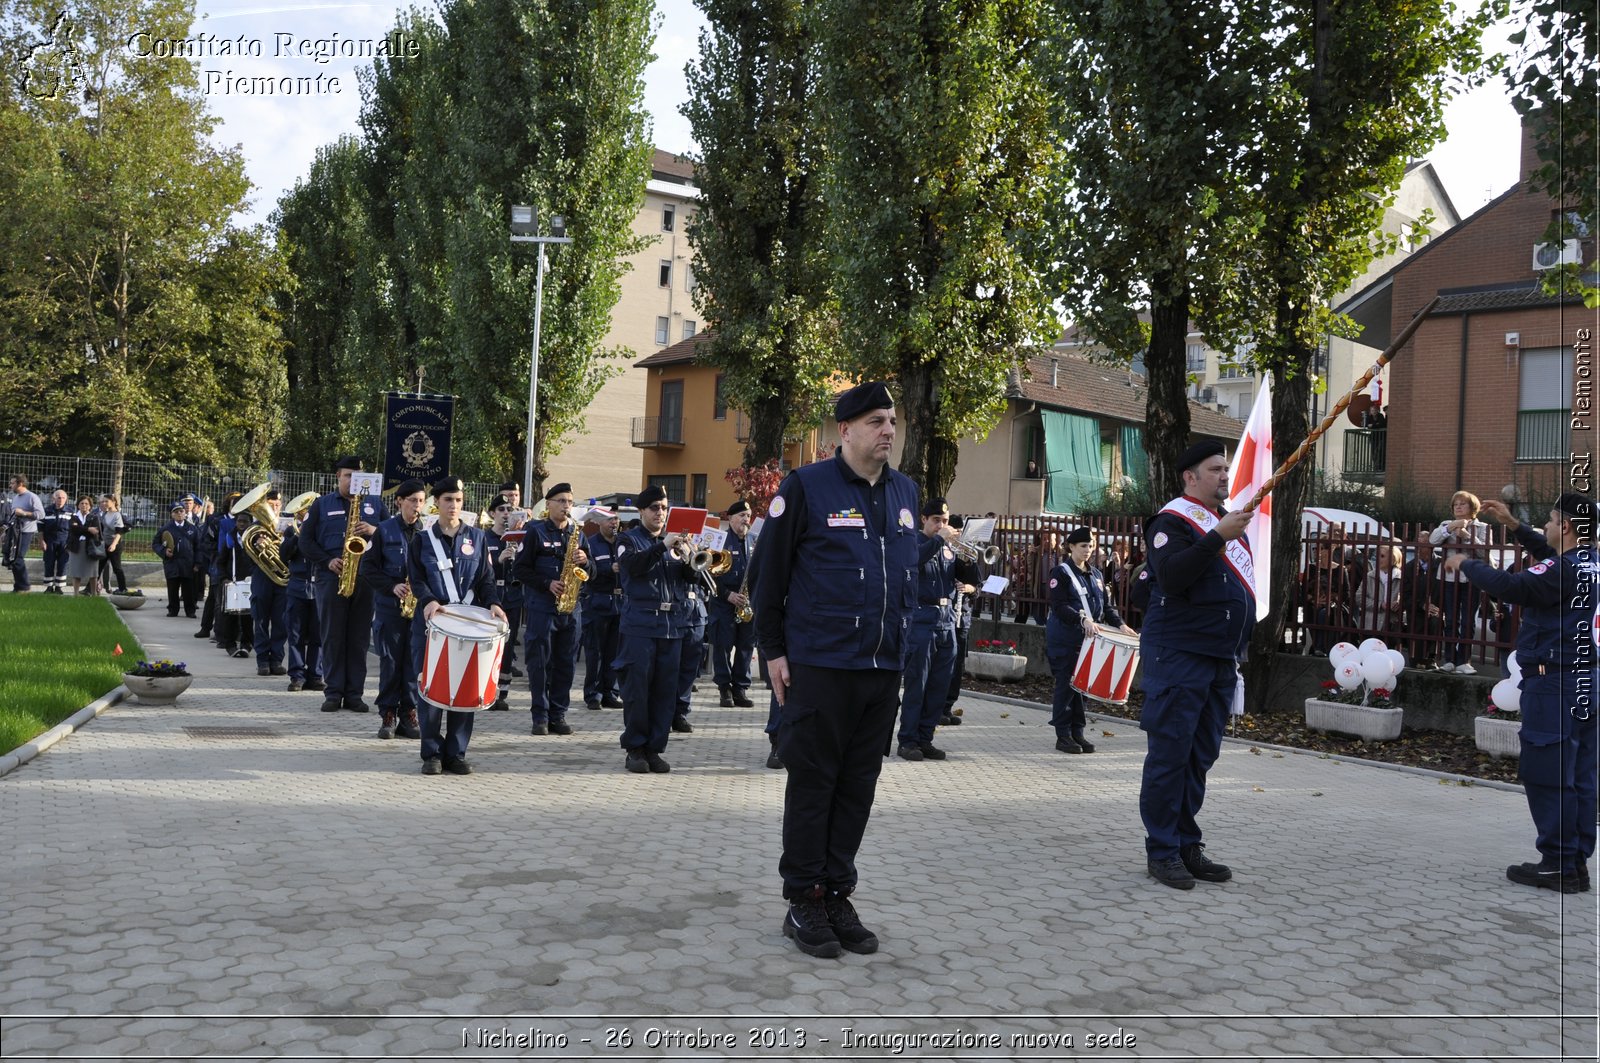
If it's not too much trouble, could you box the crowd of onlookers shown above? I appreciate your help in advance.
[4,474,172,597]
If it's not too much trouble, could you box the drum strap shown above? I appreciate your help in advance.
[425,528,475,607]
[1061,562,1096,632]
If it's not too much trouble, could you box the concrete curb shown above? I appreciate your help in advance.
[0,685,127,779]
[958,687,1526,794]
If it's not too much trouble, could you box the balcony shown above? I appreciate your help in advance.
[1216,363,1251,381]
[1342,427,1386,484]
[631,416,683,448]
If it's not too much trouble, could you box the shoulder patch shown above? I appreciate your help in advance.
[1529,559,1553,575]
[899,508,914,528]
[1138,569,1149,580]
[1048,577,1058,589]
[768,495,786,518]
[1152,532,1169,549]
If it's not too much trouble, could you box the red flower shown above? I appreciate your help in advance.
[1373,688,1391,698]
[1007,641,1017,650]
[1320,680,1338,691]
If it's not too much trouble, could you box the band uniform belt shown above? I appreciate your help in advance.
[1531,662,1590,675]
[918,597,950,608]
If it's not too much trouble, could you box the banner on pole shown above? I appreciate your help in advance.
[383,392,455,493]
[1227,374,1274,621]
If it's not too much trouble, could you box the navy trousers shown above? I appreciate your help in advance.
[1138,646,1235,860]
[1519,671,1599,872]
[619,632,683,754]
[897,617,954,746]
[581,603,621,704]
[312,577,374,703]
[374,601,419,714]
[250,575,288,666]
[708,603,755,691]
[676,624,705,719]
[1047,630,1087,738]
[285,593,322,682]
[412,620,473,761]
[522,605,581,724]
[943,625,971,713]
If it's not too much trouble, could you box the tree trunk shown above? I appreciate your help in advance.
[743,379,792,468]
[1144,280,1192,505]
[895,358,940,498]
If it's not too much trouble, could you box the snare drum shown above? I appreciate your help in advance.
[223,580,252,615]
[420,605,509,711]
[1070,628,1142,705]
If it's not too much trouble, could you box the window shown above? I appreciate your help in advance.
[683,320,697,341]
[1185,343,1207,373]
[654,316,670,345]
[1518,347,1571,461]
[647,475,685,504]
[659,380,684,444]
[658,260,673,288]
[714,373,727,419]
[662,205,675,232]
[685,264,696,293]
[691,474,708,508]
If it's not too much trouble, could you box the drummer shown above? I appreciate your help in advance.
[1045,526,1137,755]
[407,477,508,776]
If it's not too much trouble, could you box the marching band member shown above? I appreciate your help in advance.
[708,500,757,709]
[248,489,289,676]
[580,507,625,711]
[483,495,523,711]
[616,484,698,773]
[408,477,507,775]
[940,514,978,727]
[895,498,978,762]
[156,503,197,616]
[1045,525,1136,754]
[511,483,593,736]
[280,497,324,693]
[299,456,382,714]
[208,492,254,659]
[365,480,427,741]
[673,552,708,733]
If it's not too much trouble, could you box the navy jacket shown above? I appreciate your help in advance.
[511,518,595,614]
[1046,558,1127,657]
[42,501,72,547]
[707,529,752,617]
[616,525,699,638]
[752,452,920,670]
[298,490,382,586]
[912,533,981,629]
[154,519,195,579]
[581,531,623,616]
[1140,498,1256,661]
[1460,523,1596,676]
[406,523,500,613]
[364,514,421,609]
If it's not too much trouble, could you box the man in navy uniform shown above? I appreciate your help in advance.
[895,497,974,762]
[1046,525,1137,753]
[365,480,427,741]
[155,504,196,615]
[753,380,920,959]
[280,496,324,694]
[673,550,708,733]
[708,500,757,709]
[580,506,625,711]
[247,489,289,677]
[616,485,698,773]
[511,483,593,736]
[939,514,979,727]
[1138,440,1255,890]
[482,494,523,710]
[298,456,382,713]
[41,489,71,594]
[1447,493,1597,893]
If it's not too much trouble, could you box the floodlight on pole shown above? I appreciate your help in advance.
[510,204,573,507]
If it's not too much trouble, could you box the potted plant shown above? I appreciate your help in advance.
[1475,676,1523,759]
[123,658,193,704]
[1304,640,1404,741]
[107,589,147,610]
[966,638,1027,682]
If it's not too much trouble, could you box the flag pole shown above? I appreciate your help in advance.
[1241,296,1438,514]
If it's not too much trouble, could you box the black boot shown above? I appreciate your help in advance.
[1071,727,1095,753]
[719,686,734,708]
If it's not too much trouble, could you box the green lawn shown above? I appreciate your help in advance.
[0,596,143,755]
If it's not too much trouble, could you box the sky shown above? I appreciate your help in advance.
[182,0,1524,230]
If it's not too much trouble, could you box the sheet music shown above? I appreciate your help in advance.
[962,517,996,544]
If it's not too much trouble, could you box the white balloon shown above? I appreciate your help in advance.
[1359,654,1396,686]
[1380,671,1399,694]
[1491,678,1521,714]
[1329,642,1359,668]
[1335,662,1363,690]
[1359,637,1389,656]
[1507,655,1522,680]
[1387,649,1406,674]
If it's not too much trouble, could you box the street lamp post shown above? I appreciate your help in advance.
[510,205,573,507]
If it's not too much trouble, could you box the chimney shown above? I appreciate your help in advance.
[1050,358,1059,388]
[1519,112,1543,189]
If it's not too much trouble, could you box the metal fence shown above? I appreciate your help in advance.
[2,451,501,558]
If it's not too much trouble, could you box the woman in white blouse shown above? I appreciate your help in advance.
[1361,544,1404,634]
[1429,490,1491,674]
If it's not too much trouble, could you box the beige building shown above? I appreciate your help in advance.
[543,150,701,499]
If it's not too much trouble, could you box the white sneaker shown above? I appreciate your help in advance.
[1439,662,1455,673]
[1455,663,1476,675]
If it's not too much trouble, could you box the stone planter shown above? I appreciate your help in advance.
[122,673,193,704]
[1474,715,1521,759]
[1304,697,1403,742]
[107,592,147,610]
[966,652,1028,682]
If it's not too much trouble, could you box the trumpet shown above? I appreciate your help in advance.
[949,538,1000,566]
[691,548,734,575]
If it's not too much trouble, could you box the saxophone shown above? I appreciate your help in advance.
[554,521,588,615]
[336,490,369,598]
[400,587,418,619]
[734,532,754,623]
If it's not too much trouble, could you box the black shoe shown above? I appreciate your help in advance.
[1581,864,1592,893]
[304,678,326,691]
[344,699,371,714]
[719,688,734,707]
[783,887,843,958]
[270,664,287,676]
[585,700,601,711]
[1179,843,1232,883]
[896,743,924,762]
[646,752,671,773]
[287,679,304,692]
[1055,736,1083,754]
[825,891,879,955]
[671,717,693,733]
[766,749,785,770]
[167,611,179,618]
[186,612,198,619]
[488,696,509,711]
[378,715,396,740]
[193,630,209,638]
[1506,859,1584,894]
[257,665,271,677]
[421,758,443,775]
[319,698,341,713]
[442,758,474,775]
[548,719,573,735]
[510,666,524,678]
[1148,857,1196,890]
[691,683,699,693]
[231,648,250,659]
[626,750,650,774]
[601,696,625,709]
[396,711,421,740]
[1071,728,1096,754]
[918,742,947,761]
[940,712,961,726]
[530,723,548,736]
[732,690,755,708]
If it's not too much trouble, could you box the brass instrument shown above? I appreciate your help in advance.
[400,586,418,620]
[161,530,176,556]
[950,538,1001,566]
[734,533,754,624]
[337,486,369,598]
[691,548,734,576]
[285,491,319,522]
[233,482,290,586]
[554,522,589,615]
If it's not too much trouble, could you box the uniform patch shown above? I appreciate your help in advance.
[616,544,626,557]
[1138,570,1149,581]
[1529,559,1553,575]
[1049,577,1058,589]
[828,507,866,528]
[1153,532,1169,548]
[769,495,786,518]
[899,508,914,529]
[460,540,474,556]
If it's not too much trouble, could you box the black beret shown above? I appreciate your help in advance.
[334,455,364,471]
[432,476,465,498]
[263,489,280,501]
[637,484,668,508]
[1177,440,1226,473]
[394,479,428,498]
[545,482,573,500]
[834,381,894,424]
[1555,492,1596,535]
[498,481,519,492]
[727,500,751,516]
[921,497,949,517]
[1065,526,1093,545]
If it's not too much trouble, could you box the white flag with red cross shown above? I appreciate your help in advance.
[1227,374,1274,621]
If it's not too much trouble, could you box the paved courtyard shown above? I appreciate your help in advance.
[1,599,1596,1060]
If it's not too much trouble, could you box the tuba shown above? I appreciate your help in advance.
[233,482,290,586]
[285,490,319,524]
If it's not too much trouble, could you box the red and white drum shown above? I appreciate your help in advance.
[419,605,508,711]
[1071,628,1142,705]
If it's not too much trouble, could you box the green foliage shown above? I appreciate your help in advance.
[0,0,287,485]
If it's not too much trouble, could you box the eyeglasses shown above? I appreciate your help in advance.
[646,503,670,512]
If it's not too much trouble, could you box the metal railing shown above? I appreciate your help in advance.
[630,416,683,447]
[1342,427,1386,483]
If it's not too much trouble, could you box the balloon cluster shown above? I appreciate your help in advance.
[1489,654,1523,714]
[1329,638,1405,703]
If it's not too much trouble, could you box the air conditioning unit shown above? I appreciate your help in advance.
[1532,239,1581,270]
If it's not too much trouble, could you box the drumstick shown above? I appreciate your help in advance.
[434,607,505,630]
[1241,296,1438,514]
